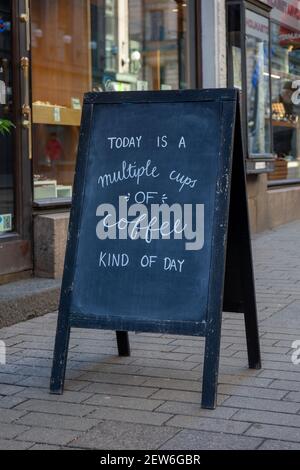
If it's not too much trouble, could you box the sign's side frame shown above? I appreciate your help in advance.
[201,96,237,409]
[50,103,94,394]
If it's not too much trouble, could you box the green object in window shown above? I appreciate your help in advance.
[0,119,15,135]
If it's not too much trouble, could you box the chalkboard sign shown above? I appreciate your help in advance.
[50,89,261,409]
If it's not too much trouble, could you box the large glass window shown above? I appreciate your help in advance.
[227,2,272,163]
[270,21,300,181]
[245,9,271,157]
[31,0,190,202]
[0,0,14,234]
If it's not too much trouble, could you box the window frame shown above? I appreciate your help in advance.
[226,0,275,174]
[268,16,300,186]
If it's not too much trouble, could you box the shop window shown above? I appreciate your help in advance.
[31,0,191,203]
[270,22,300,181]
[245,9,271,157]
[227,0,273,169]
[227,0,300,180]
[0,0,14,234]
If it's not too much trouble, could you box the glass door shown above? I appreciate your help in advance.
[0,0,32,279]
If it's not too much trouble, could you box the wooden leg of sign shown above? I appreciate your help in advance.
[50,324,71,394]
[201,322,222,409]
[243,274,261,369]
[244,308,261,369]
[116,331,130,356]
[223,99,261,372]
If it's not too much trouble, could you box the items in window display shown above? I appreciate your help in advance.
[272,82,300,164]
[0,80,5,104]
[270,21,300,180]
[0,214,12,233]
[33,178,72,200]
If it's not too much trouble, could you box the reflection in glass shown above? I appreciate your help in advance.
[270,22,300,181]
[245,9,271,156]
[0,0,14,234]
[31,0,189,201]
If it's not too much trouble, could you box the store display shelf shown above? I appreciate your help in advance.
[32,104,81,126]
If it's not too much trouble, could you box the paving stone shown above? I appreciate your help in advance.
[15,387,94,404]
[166,415,250,434]
[131,357,196,370]
[233,409,300,428]
[258,439,300,450]
[84,394,163,411]
[0,423,30,440]
[17,427,81,446]
[222,396,300,413]
[142,377,200,392]
[70,420,178,450]
[246,423,300,443]
[218,374,272,388]
[134,366,199,381]
[0,408,27,423]
[150,389,228,405]
[81,382,158,398]
[259,369,300,382]
[269,380,300,392]
[0,384,26,396]
[218,384,286,400]
[160,430,263,450]
[15,399,96,417]
[17,375,90,391]
[16,411,99,431]
[73,345,190,362]
[0,395,28,409]
[284,391,300,403]
[155,401,237,419]
[29,444,61,450]
[89,406,171,426]
[0,373,27,385]
[78,371,147,386]
[0,439,32,450]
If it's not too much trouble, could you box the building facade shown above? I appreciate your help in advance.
[0,0,300,282]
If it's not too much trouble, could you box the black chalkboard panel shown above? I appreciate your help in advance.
[50,89,261,409]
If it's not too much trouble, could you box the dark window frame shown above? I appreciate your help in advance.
[226,0,275,175]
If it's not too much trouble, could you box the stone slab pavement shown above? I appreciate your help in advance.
[1,221,300,450]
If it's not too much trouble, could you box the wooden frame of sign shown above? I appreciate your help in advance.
[50,89,261,409]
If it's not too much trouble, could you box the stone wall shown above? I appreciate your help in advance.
[34,212,69,279]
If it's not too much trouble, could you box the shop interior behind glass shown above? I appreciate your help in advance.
[31,0,188,202]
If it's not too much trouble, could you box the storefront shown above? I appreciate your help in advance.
[0,0,200,280]
[225,0,300,233]
[1,0,300,282]
[227,0,300,182]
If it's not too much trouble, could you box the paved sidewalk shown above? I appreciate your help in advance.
[1,221,300,450]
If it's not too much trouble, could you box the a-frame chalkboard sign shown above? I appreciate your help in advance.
[50,89,261,409]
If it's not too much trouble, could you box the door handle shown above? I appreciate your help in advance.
[22,104,32,160]
[20,56,32,160]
